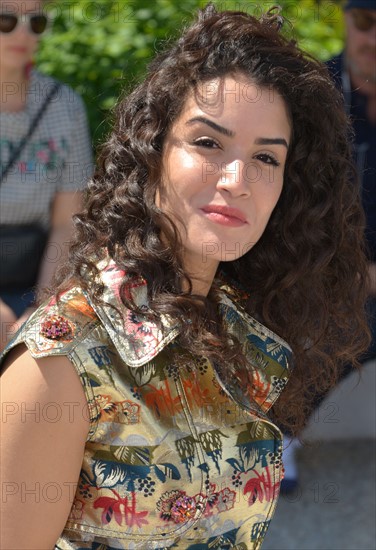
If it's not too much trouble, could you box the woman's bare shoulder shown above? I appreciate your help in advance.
[0,345,89,549]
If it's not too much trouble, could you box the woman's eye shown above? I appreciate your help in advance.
[255,153,280,167]
[193,138,220,149]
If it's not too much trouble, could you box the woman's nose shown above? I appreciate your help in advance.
[216,159,252,197]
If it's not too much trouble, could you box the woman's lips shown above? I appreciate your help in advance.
[200,205,247,227]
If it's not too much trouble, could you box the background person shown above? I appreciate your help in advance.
[0,5,370,549]
[329,0,376,305]
[0,0,93,350]
[281,0,376,493]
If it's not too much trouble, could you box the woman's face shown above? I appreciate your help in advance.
[158,74,291,283]
[0,0,44,72]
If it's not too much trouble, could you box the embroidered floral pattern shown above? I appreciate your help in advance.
[68,498,85,520]
[6,261,293,549]
[94,489,149,528]
[170,494,197,523]
[157,490,186,521]
[216,487,236,512]
[91,394,141,424]
[40,315,73,340]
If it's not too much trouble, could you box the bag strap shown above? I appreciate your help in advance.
[0,82,61,183]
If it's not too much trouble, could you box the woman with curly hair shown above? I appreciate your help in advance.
[0,4,370,549]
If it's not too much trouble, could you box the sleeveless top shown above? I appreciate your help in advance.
[1,260,293,549]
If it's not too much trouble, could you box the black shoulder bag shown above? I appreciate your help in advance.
[0,83,60,289]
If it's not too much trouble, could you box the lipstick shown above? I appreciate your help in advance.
[200,205,247,227]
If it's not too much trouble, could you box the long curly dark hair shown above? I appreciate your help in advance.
[56,4,370,434]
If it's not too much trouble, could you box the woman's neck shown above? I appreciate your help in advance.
[0,66,29,113]
[183,256,219,297]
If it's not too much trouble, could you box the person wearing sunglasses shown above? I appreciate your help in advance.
[0,0,93,351]
[281,0,376,494]
[0,10,49,35]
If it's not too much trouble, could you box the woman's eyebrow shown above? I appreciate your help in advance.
[186,117,289,148]
[255,137,289,148]
[186,116,235,137]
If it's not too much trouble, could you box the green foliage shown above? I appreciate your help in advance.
[37,0,345,148]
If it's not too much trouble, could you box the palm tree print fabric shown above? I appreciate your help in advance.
[3,260,293,549]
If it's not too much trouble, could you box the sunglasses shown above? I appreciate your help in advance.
[350,9,376,32]
[0,13,49,35]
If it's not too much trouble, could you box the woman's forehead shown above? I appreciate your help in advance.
[178,76,286,120]
[193,75,276,111]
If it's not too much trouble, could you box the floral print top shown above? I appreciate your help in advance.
[3,259,293,549]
